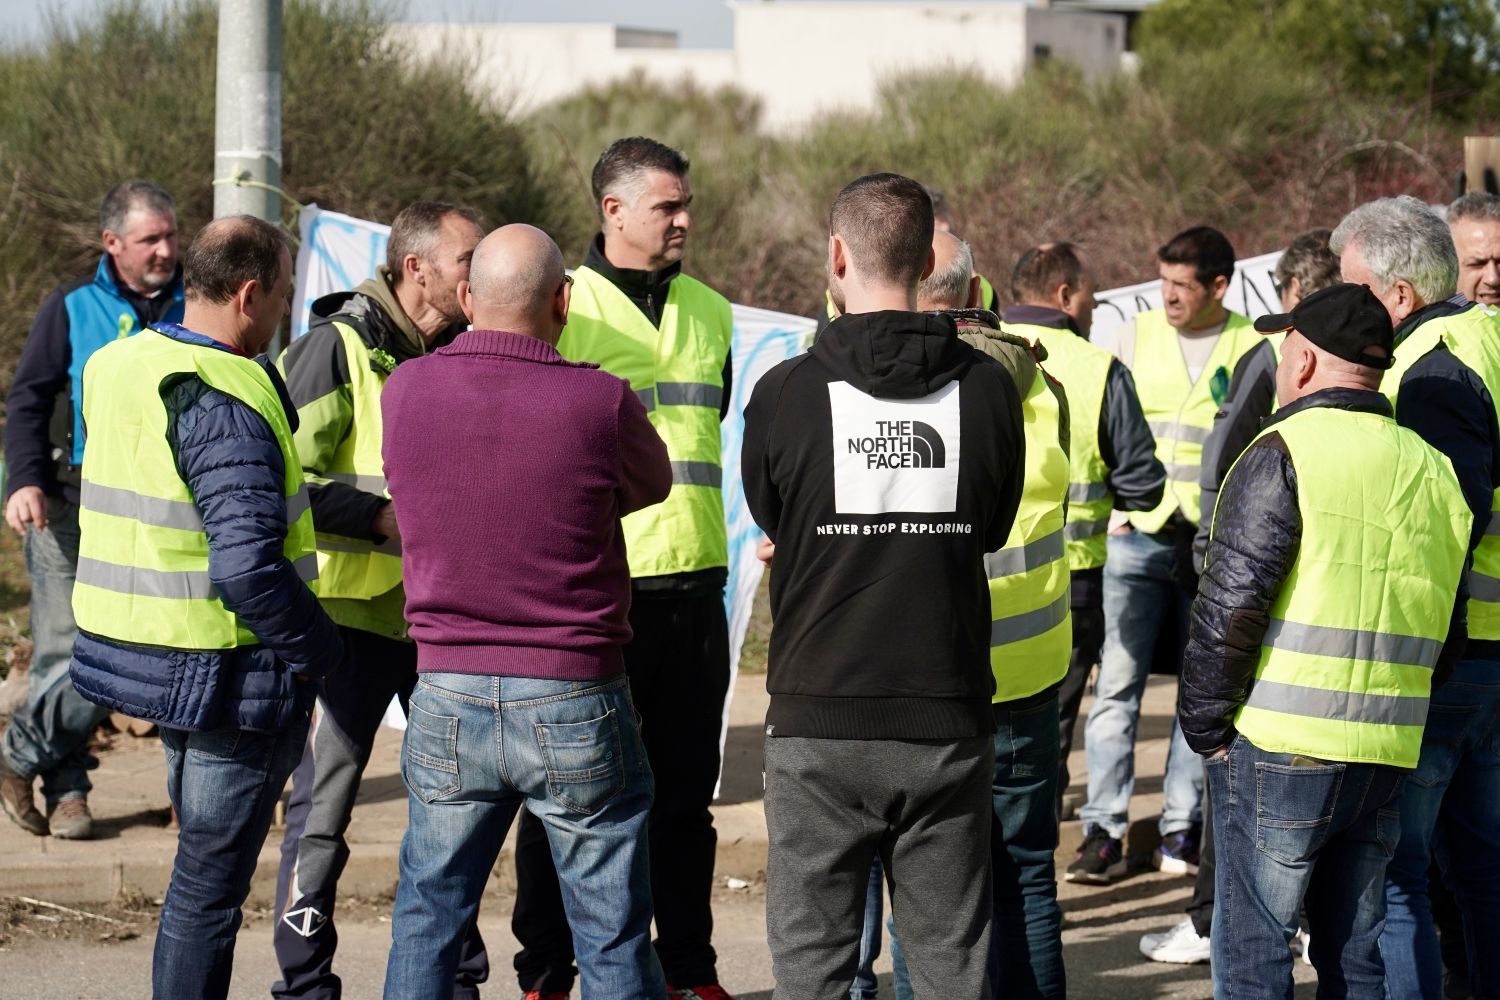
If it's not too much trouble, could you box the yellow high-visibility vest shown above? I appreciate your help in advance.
[1222,405,1469,767]
[559,265,733,576]
[1129,308,1261,531]
[1009,322,1115,571]
[279,323,403,603]
[1384,302,1500,640]
[74,328,317,648]
[981,338,1072,701]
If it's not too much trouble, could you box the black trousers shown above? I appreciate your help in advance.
[1056,602,1105,805]
[513,589,731,990]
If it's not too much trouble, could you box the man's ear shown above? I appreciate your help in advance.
[919,247,936,282]
[1210,273,1231,302]
[235,278,259,320]
[830,234,848,279]
[966,275,982,309]
[102,230,123,258]
[1390,279,1419,323]
[557,276,572,327]
[458,279,474,324]
[402,253,424,287]
[601,194,625,232]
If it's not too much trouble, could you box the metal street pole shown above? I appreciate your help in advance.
[214,0,284,353]
[213,0,283,223]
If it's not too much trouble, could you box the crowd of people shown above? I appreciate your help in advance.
[0,132,1496,1000]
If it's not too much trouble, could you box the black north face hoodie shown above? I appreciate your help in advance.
[742,310,1026,739]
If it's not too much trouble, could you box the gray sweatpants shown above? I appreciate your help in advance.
[764,733,994,1000]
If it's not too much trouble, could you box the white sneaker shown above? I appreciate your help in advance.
[1294,927,1312,965]
[1139,918,1212,964]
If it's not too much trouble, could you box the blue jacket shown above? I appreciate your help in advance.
[3,256,184,502]
[70,325,343,733]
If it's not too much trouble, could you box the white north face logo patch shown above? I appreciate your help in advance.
[829,380,961,514]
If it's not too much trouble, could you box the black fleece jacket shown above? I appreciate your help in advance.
[743,310,1025,739]
[1180,388,1469,755]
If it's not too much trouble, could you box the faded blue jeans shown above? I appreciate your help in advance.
[1208,736,1405,1000]
[1380,657,1500,1000]
[1081,528,1203,839]
[154,716,311,999]
[383,673,663,1000]
[2,497,107,803]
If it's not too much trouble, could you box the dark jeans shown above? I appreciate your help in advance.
[1187,778,1217,938]
[765,734,994,999]
[1380,657,1500,999]
[1207,736,1405,1000]
[889,693,1065,1000]
[271,627,488,998]
[154,717,310,1000]
[3,497,108,802]
[1057,601,1104,804]
[512,589,731,989]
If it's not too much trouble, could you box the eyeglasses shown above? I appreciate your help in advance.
[559,273,574,294]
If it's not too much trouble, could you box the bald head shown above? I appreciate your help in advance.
[917,231,977,311]
[1275,330,1385,406]
[460,224,570,343]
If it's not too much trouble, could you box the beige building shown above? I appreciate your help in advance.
[392,1,1129,132]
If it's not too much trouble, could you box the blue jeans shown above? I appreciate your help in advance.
[1082,528,1203,839]
[888,694,1065,1000]
[1381,658,1500,999]
[154,716,311,999]
[851,857,883,999]
[2,497,107,802]
[1208,736,1405,1000]
[383,673,663,1000]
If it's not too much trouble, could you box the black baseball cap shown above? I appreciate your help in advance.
[1253,282,1395,370]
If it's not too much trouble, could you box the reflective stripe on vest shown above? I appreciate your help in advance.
[1385,303,1500,640]
[986,348,1072,702]
[1223,405,1470,767]
[73,328,318,650]
[1016,323,1116,571]
[1129,309,1260,532]
[558,266,732,577]
[280,324,405,603]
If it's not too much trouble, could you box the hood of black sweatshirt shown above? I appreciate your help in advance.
[810,310,975,399]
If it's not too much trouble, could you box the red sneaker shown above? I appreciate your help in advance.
[668,986,736,1000]
[522,992,569,1000]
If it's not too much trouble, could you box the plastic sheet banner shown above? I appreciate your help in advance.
[293,205,816,745]
[1091,249,1285,340]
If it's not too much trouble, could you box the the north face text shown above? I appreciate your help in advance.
[846,420,946,469]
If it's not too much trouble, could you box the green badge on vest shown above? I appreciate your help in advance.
[116,314,135,339]
[1209,365,1229,406]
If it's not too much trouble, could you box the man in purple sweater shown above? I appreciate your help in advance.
[380,224,672,1000]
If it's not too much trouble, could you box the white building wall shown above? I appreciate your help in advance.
[392,3,1126,131]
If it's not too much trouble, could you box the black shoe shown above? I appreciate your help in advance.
[1065,825,1126,884]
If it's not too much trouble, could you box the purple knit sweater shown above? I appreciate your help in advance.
[381,329,671,678]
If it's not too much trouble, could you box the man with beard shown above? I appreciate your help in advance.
[270,201,489,999]
[0,180,183,840]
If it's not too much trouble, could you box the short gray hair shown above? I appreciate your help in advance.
[99,179,175,236]
[1329,195,1457,304]
[1449,191,1500,225]
[918,238,974,309]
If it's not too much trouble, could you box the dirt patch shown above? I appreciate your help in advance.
[0,888,156,948]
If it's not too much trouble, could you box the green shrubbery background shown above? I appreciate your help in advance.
[1,0,1497,396]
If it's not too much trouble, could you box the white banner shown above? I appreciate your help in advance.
[1091,249,1286,340]
[292,205,815,741]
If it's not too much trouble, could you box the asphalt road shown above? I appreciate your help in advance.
[0,873,1319,999]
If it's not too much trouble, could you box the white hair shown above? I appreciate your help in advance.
[1330,195,1457,303]
[918,238,974,309]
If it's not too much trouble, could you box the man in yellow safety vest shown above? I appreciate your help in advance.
[511,137,738,1000]
[1068,227,1262,885]
[1181,281,1470,997]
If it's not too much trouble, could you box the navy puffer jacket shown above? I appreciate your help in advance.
[70,332,343,732]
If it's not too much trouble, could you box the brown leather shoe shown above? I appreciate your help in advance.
[0,754,47,836]
[47,797,94,840]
